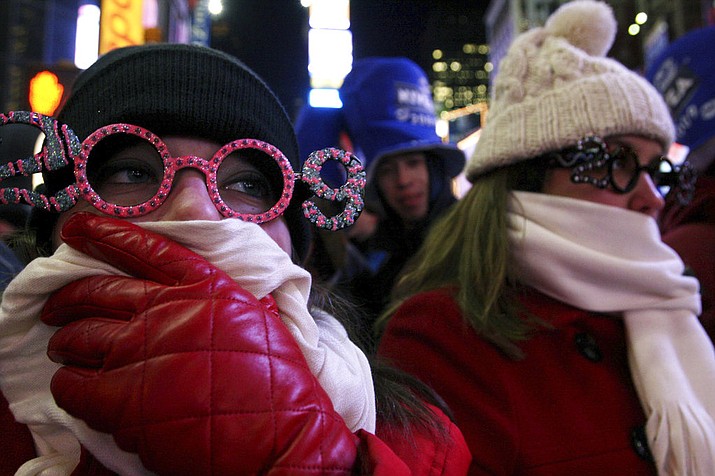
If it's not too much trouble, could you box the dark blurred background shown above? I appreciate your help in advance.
[1,0,713,127]
[210,0,487,117]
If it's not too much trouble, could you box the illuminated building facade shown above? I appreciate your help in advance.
[485,0,713,79]
[305,0,352,108]
[435,0,715,145]
[0,0,196,113]
[420,8,490,143]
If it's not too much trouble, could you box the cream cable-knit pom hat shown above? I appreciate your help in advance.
[465,0,675,181]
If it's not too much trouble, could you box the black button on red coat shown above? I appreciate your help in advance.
[630,425,654,461]
[574,331,603,362]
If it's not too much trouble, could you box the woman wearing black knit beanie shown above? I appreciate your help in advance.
[0,44,469,474]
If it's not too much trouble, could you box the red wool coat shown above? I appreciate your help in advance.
[378,288,657,476]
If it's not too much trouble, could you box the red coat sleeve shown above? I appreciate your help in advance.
[375,403,471,475]
[377,290,518,475]
[0,391,37,475]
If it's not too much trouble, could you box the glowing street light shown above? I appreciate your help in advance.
[307,0,352,108]
[208,0,223,16]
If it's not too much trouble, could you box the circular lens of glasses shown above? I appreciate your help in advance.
[86,133,165,207]
[217,148,283,216]
[609,147,640,192]
[654,158,675,197]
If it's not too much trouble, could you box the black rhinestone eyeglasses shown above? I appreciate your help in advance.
[546,136,696,205]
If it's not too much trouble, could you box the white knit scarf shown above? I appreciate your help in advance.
[0,219,376,476]
[508,191,715,476]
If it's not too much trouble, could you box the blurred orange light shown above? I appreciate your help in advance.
[28,70,64,116]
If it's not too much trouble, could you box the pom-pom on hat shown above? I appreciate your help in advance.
[40,43,311,261]
[340,57,465,188]
[646,26,715,153]
[465,0,675,181]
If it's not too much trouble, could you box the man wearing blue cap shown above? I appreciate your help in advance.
[647,26,715,342]
[338,57,465,343]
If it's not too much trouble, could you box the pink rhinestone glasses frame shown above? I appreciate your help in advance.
[76,123,295,223]
[0,111,366,230]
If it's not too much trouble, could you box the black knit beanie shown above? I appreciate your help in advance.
[39,43,311,261]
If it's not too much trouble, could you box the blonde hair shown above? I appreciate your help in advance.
[377,166,545,358]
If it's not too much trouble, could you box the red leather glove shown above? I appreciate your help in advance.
[41,213,359,475]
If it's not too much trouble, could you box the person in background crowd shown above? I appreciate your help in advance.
[0,241,23,291]
[646,25,715,342]
[0,125,35,241]
[0,203,30,292]
[0,125,35,288]
[376,1,714,474]
[338,57,465,342]
[0,44,470,475]
[0,204,30,239]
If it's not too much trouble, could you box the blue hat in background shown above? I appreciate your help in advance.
[646,26,715,151]
[339,57,465,184]
[294,105,349,188]
[295,105,345,162]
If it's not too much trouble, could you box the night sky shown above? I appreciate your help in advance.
[210,0,488,120]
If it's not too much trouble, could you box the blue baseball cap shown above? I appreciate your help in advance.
[646,26,715,152]
[339,57,465,185]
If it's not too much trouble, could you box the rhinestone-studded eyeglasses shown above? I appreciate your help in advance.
[546,136,696,205]
[0,111,366,231]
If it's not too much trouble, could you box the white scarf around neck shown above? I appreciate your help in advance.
[508,191,715,476]
[0,219,376,475]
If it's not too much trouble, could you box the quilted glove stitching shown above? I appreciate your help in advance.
[207,266,216,474]
[139,278,150,462]
[260,282,280,472]
[117,407,348,434]
[54,216,360,472]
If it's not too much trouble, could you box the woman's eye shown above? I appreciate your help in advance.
[221,172,273,198]
[611,157,629,171]
[607,145,636,167]
[92,159,161,185]
[611,156,638,176]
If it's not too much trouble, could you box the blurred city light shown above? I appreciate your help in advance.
[307,0,352,107]
[208,0,223,16]
[308,29,353,87]
[309,88,343,108]
[99,0,144,54]
[143,0,158,27]
[436,118,449,139]
[28,71,64,116]
[309,0,350,29]
[635,12,648,25]
[75,4,100,69]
